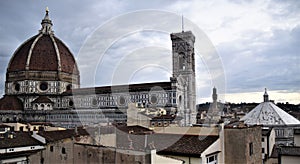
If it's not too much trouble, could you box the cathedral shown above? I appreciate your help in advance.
[0,10,197,128]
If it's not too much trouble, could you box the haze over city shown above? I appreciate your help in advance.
[0,0,299,104]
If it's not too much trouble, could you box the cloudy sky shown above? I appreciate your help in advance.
[0,0,299,104]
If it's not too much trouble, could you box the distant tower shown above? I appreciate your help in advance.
[171,31,196,126]
[212,87,217,103]
[207,87,220,123]
[264,88,269,102]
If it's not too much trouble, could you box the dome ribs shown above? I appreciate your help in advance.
[29,35,58,71]
[54,37,79,74]
[8,37,36,72]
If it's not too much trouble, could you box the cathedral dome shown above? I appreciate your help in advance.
[7,34,78,75]
[5,9,79,96]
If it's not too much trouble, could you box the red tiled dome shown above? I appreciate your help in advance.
[7,34,79,75]
[7,9,79,82]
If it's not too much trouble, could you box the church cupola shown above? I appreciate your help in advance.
[40,7,53,35]
[263,88,269,102]
[5,8,80,97]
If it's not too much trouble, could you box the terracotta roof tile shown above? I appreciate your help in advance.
[117,125,153,134]
[29,35,57,71]
[116,132,218,156]
[7,34,79,75]
[0,96,23,111]
[280,146,300,156]
[7,35,36,72]
[155,134,219,157]
[54,37,79,74]
[0,150,41,160]
[271,146,300,158]
[38,128,89,142]
[0,132,43,149]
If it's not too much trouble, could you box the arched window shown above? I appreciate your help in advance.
[14,82,20,92]
[179,55,185,70]
[69,100,74,107]
[179,95,182,107]
[62,147,66,154]
[66,84,72,91]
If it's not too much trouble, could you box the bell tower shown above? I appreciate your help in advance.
[171,31,196,126]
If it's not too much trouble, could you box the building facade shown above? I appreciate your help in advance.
[0,9,197,127]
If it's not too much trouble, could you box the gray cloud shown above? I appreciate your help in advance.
[0,0,299,103]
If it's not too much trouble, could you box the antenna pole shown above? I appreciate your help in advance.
[182,14,184,32]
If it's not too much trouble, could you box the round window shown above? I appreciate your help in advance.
[39,82,48,91]
[69,100,74,107]
[14,83,20,92]
[92,98,98,106]
[119,96,126,105]
[150,95,158,104]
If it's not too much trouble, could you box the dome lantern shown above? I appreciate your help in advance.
[263,88,269,102]
[39,7,53,35]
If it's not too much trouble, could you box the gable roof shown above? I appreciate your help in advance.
[116,132,219,157]
[0,132,43,149]
[0,150,41,160]
[117,125,153,134]
[280,146,300,156]
[0,96,23,111]
[38,128,88,142]
[240,102,300,126]
[271,146,300,158]
[155,134,219,157]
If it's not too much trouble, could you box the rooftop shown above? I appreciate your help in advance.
[0,150,42,160]
[241,90,300,126]
[63,82,172,95]
[0,95,23,111]
[271,146,300,158]
[156,134,219,157]
[38,128,88,142]
[241,102,300,126]
[0,132,43,149]
[116,132,219,157]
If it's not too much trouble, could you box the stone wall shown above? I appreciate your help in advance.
[224,125,262,164]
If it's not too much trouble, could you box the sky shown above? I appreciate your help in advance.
[0,0,299,104]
